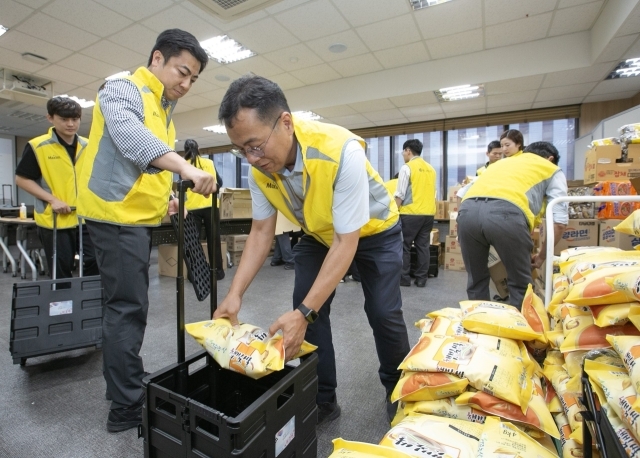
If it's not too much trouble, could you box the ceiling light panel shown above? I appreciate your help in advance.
[606,58,640,79]
[57,94,95,108]
[200,36,256,64]
[435,84,485,102]
[409,0,453,11]
[0,26,7,38]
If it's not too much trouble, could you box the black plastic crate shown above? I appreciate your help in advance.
[10,276,103,365]
[141,350,318,458]
[410,244,439,278]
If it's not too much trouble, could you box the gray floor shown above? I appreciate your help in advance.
[0,247,477,458]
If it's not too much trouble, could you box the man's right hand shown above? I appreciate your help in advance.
[213,294,242,325]
[50,198,71,214]
[182,165,215,196]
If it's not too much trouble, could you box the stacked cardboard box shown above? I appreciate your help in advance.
[219,188,252,219]
[584,144,640,185]
[540,218,599,255]
[226,234,248,266]
[158,241,227,277]
[598,219,640,249]
[444,212,463,271]
[435,201,448,219]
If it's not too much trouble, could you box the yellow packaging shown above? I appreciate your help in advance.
[185,319,316,379]
[560,322,640,353]
[559,246,622,263]
[390,371,469,403]
[591,302,634,327]
[615,209,640,236]
[544,365,586,436]
[459,300,545,342]
[601,405,640,457]
[542,376,563,413]
[544,350,565,367]
[404,397,487,424]
[554,412,598,458]
[564,265,640,306]
[399,334,531,411]
[414,318,434,332]
[380,414,483,457]
[522,284,550,334]
[607,334,640,400]
[477,417,558,458]
[329,438,415,458]
[563,350,587,393]
[561,251,640,282]
[546,330,565,350]
[631,303,640,330]
[427,307,463,320]
[391,401,407,427]
[548,275,570,315]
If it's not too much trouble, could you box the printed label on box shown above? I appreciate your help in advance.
[50,300,72,316]
[275,415,295,456]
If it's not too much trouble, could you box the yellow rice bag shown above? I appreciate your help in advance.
[544,350,565,367]
[560,321,640,353]
[399,333,532,411]
[414,318,434,332]
[631,303,640,330]
[560,303,593,330]
[586,363,640,441]
[563,350,587,393]
[615,209,640,236]
[548,275,570,314]
[522,284,550,334]
[404,397,488,425]
[591,302,634,327]
[423,315,522,358]
[559,246,622,263]
[544,365,585,437]
[546,330,565,350]
[607,334,640,398]
[390,401,407,427]
[379,414,483,457]
[427,307,463,320]
[564,265,640,306]
[185,319,316,379]
[456,377,560,438]
[554,412,598,458]
[542,376,563,413]
[589,137,620,148]
[562,251,640,283]
[476,417,558,458]
[601,404,640,457]
[459,301,544,342]
[390,371,469,403]
[329,439,415,458]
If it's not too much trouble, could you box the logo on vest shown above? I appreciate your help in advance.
[266,182,279,190]
[47,155,60,160]
[152,111,160,117]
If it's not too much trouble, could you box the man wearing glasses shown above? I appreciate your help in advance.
[214,74,410,425]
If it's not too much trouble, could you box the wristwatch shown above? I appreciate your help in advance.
[297,304,318,324]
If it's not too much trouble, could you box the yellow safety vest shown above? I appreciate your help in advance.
[185,157,217,210]
[384,178,398,196]
[462,152,561,230]
[30,127,88,229]
[253,116,398,247]
[399,157,436,216]
[507,150,523,158]
[77,67,174,226]
[476,163,488,176]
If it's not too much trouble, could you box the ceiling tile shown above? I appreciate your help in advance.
[0,0,34,27]
[549,1,604,37]
[12,0,47,7]
[93,0,174,21]
[0,30,73,63]
[226,56,284,78]
[348,98,396,113]
[107,25,160,56]
[230,17,299,54]
[178,95,216,110]
[0,47,53,75]
[441,98,487,114]
[558,0,601,7]
[142,5,222,41]
[484,75,545,95]
[263,44,324,72]
[313,105,357,118]
[35,64,97,87]
[487,103,533,114]
[363,108,404,122]
[65,86,98,101]
[332,0,409,28]
[305,30,370,63]
[617,6,640,37]
[327,113,370,127]
[589,77,640,95]
[486,90,538,108]
[536,82,597,101]
[356,14,421,52]
[486,13,552,49]
[329,53,383,78]
[51,81,81,95]
[399,104,444,117]
[267,72,305,91]
[374,118,408,126]
[198,67,241,85]
[42,0,132,37]
[265,0,313,15]
[199,87,228,105]
[274,1,349,41]
[176,75,220,96]
[57,54,122,79]
[485,0,557,26]
[373,41,430,69]
[80,41,147,69]
[595,34,639,63]
[583,91,638,103]
[15,13,100,52]
[532,97,584,109]
[406,112,446,123]
[542,62,616,88]
[390,92,438,108]
[622,36,640,59]
[444,108,487,118]
[426,28,483,60]
[414,0,482,40]
[289,63,341,85]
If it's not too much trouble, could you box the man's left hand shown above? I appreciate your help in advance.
[531,252,544,269]
[268,310,308,362]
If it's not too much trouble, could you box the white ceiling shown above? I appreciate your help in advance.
[1,0,640,151]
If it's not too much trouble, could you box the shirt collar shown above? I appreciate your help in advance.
[278,144,303,177]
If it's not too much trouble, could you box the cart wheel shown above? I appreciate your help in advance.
[19,358,26,366]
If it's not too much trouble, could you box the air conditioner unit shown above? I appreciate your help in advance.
[0,69,51,106]
[10,78,49,98]
[187,0,284,21]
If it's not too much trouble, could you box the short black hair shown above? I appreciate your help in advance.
[487,140,501,152]
[148,29,208,73]
[218,74,290,128]
[524,141,560,165]
[403,139,423,156]
[47,97,81,119]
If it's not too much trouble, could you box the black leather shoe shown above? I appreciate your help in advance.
[105,390,111,401]
[400,279,411,287]
[414,279,427,287]
[317,401,341,426]
[284,263,294,270]
[107,393,144,433]
[270,260,284,266]
[216,269,225,280]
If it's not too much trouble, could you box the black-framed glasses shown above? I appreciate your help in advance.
[229,114,281,159]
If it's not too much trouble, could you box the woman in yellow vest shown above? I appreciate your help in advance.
[183,139,225,280]
[500,129,524,158]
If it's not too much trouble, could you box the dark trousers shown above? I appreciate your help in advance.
[400,214,434,283]
[86,221,152,409]
[272,232,294,264]
[292,223,410,404]
[190,207,224,271]
[37,227,76,279]
[78,224,100,276]
[457,198,533,309]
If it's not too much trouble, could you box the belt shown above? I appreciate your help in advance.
[472,197,500,202]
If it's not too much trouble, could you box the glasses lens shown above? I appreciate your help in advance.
[229,148,245,158]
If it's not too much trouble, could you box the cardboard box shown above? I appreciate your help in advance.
[229,250,243,266]
[444,252,465,271]
[436,201,449,220]
[531,227,540,249]
[220,188,252,219]
[444,235,461,254]
[448,201,460,216]
[158,242,210,277]
[541,218,599,255]
[598,219,640,250]
[430,228,440,246]
[448,185,463,202]
[449,212,458,237]
[489,261,509,299]
[226,234,248,251]
[584,144,640,185]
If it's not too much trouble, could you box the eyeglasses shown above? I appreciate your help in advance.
[229,114,281,159]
